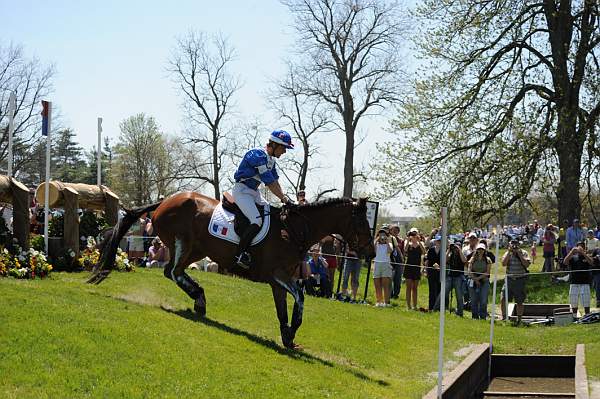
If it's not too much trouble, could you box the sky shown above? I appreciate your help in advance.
[1,0,419,217]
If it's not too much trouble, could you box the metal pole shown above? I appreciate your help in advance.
[488,224,501,382]
[362,257,372,302]
[7,92,16,177]
[43,102,52,255]
[336,240,347,297]
[97,117,102,186]
[437,207,448,398]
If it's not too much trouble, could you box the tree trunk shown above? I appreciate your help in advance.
[212,130,220,199]
[555,114,584,224]
[343,126,355,198]
[299,141,309,191]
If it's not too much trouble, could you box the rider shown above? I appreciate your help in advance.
[232,129,293,269]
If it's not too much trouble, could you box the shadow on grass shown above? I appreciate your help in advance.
[160,306,389,387]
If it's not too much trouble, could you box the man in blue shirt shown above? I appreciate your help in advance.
[232,130,294,268]
[566,218,585,251]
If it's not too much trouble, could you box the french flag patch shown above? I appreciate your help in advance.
[212,224,228,235]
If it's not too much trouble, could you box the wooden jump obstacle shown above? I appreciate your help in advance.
[0,175,30,249]
[35,181,119,257]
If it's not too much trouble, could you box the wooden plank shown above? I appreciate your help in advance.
[575,345,589,399]
[492,355,575,378]
[483,391,574,397]
[63,187,79,258]
[423,343,490,399]
[35,181,118,210]
[10,178,30,250]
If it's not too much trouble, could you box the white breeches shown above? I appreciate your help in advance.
[232,182,267,227]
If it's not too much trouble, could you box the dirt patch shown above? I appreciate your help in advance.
[114,289,173,309]
[427,344,478,379]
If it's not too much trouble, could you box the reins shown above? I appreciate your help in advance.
[280,204,311,254]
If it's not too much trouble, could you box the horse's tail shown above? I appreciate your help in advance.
[87,201,162,284]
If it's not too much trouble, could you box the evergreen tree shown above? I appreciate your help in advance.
[51,128,87,182]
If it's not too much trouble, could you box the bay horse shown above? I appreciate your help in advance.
[88,192,374,349]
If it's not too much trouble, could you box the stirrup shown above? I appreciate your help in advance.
[235,252,252,269]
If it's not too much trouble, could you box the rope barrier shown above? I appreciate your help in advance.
[304,249,600,277]
[121,235,599,277]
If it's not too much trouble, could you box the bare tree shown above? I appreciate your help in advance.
[168,31,241,199]
[282,0,406,197]
[112,114,163,206]
[267,63,333,195]
[0,43,54,177]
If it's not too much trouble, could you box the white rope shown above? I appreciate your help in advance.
[305,250,600,277]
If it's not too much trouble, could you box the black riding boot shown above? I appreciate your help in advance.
[235,223,261,269]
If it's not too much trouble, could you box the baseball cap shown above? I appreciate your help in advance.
[468,232,478,239]
[476,243,486,250]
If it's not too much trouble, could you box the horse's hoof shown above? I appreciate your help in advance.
[194,300,206,317]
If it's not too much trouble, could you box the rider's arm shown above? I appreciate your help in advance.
[266,180,288,203]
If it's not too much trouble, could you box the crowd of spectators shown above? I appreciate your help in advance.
[297,218,600,324]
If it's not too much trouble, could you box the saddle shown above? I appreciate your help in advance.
[222,192,267,237]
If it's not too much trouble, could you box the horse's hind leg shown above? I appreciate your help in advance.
[165,237,207,317]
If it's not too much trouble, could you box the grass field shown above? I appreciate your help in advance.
[1,258,599,398]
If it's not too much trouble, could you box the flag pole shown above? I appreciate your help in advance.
[488,224,501,382]
[7,92,16,178]
[97,117,102,186]
[437,206,448,398]
[42,101,52,254]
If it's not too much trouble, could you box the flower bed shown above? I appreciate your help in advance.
[0,246,53,279]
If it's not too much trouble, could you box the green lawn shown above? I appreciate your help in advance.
[1,265,598,399]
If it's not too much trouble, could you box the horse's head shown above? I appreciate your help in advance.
[348,198,375,258]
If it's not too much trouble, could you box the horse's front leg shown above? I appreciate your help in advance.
[272,278,304,349]
[270,283,295,348]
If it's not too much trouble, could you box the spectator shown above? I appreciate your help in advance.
[595,223,600,240]
[462,232,479,309]
[306,249,330,297]
[468,243,492,319]
[541,224,557,274]
[296,190,307,204]
[564,242,593,316]
[558,219,569,259]
[501,239,531,324]
[373,228,393,307]
[341,248,361,303]
[142,214,153,253]
[566,218,585,252]
[146,237,170,268]
[586,230,600,254]
[403,228,425,310]
[320,235,340,298]
[389,224,404,300]
[479,239,496,263]
[425,236,441,311]
[530,241,537,264]
[591,248,600,308]
[434,241,466,316]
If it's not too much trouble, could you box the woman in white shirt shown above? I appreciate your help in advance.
[373,228,393,307]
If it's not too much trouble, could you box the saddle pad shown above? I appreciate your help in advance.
[208,202,270,246]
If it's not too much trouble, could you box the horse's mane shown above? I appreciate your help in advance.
[297,197,354,210]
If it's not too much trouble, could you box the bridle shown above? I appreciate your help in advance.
[280,202,369,255]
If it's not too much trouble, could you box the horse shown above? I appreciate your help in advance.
[88,192,374,349]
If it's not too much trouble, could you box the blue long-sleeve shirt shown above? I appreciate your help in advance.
[308,257,329,281]
[566,227,585,250]
[234,148,279,190]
